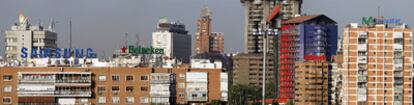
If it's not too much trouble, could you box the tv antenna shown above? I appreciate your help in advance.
[136,33,140,47]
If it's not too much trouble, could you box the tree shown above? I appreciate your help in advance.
[228,84,261,105]
[286,100,295,105]
[211,100,221,105]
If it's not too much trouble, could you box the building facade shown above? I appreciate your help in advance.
[294,61,329,105]
[279,14,337,101]
[236,1,302,103]
[4,13,57,61]
[195,6,225,55]
[232,53,275,87]
[0,67,227,105]
[195,5,212,55]
[330,53,344,105]
[240,0,302,53]
[342,22,412,105]
[152,17,192,63]
[209,32,224,54]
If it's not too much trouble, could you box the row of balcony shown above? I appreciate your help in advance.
[18,90,92,97]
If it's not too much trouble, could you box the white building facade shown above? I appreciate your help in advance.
[152,17,191,63]
[4,13,57,61]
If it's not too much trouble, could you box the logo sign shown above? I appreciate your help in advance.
[21,47,95,59]
[377,18,401,24]
[125,45,164,55]
[362,16,401,25]
[362,16,376,26]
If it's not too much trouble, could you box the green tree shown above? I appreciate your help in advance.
[211,100,221,105]
[286,100,295,105]
[228,84,261,105]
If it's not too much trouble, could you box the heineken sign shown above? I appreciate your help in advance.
[121,46,164,55]
[362,16,401,26]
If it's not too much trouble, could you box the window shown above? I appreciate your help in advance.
[112,75,120,81]
[112,86,120,93]
[140,97,149,104]
[140,86,148,91]
[98,75,106,81]
[98,97,106,103]
[126,86,134,92]
[3,75,12,81]
[3,85,12,92]
[179,74,185,79]
[126,75,134,81]
[179,93,185,98]
[140,75,148,80]
[80,98,88,103]
[112,97,120,104]
[2,97,11,104]
[179,83,185,88]
[98,87,105,95]
[126,97,134,103]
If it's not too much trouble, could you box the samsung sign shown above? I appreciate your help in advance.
[21,47,95,58]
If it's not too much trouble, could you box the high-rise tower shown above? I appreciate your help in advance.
[195,5,212,54]
[240,0,302,53]
[341,19,412,105]
[195,5,225,55]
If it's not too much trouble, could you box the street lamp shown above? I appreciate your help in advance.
[253,21,278,105]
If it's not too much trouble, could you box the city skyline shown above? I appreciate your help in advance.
[1,0,414,57]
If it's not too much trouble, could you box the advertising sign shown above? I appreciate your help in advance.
[21,47,95,58]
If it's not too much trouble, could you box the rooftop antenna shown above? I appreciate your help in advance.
[69,19,72,49]
[38,19,41,26]
[136,33,140,47]
[377,6,381,17]
[125,32,128,47]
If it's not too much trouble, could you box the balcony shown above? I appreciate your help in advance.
[358,56,367,63]
[150,92,172,98]
[358,32,368,39]
[394,81,403,85]
[357,88,367,101]
[358,44,367,51]
[187,92,208,102]
[394,59,403,65]
[55,91,91,97]
[150,74,173,84]
[19,74,56,83]
[18,90,91,97]
[394,72,403,77]
[18,90,55,96]
[358,76,367,82]
[393,32,403,39]
[393,44,403,51]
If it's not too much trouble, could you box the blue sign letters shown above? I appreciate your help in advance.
[21,47,95,59]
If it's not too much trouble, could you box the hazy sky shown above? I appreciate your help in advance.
[1,0,413,57]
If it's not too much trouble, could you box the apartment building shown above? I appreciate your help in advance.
[342,21,412,105]
[209,32,224,54]
[4,13,57,61]
[279,14,337,101]
[232,53,275,87]
[294,61,330,105]
[0,67,227,105]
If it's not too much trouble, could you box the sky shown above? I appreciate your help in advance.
[0,0,413,57]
